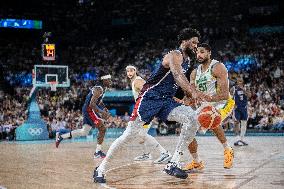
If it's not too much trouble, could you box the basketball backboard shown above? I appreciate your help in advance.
[33,65,70,88]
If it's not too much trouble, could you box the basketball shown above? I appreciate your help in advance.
[197,105,222,130]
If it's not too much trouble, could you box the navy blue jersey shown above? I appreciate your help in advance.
[82,86,103,111]
[132,50,192,123]
[234,86,247,109]
[140,53,190,98]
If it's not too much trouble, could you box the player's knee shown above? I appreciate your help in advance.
[179,110,197,124]
[182,120,199,141]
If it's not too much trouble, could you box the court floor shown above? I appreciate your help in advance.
[0,136,284,189]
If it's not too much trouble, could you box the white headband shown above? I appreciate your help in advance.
[101,74,111,80]
[125,65,137,71]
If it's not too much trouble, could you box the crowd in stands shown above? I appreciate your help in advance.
[0,0,284,140]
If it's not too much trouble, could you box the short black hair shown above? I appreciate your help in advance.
[198,43,211,52]
[177,28,201,43]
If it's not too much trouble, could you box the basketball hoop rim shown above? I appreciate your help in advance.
[47,81,58,85]
[48,81,58,91]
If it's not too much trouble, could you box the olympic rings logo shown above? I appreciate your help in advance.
[28,128,43,136]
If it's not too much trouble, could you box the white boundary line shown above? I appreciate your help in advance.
[99,162,141,189]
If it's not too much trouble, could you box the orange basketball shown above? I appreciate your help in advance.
[197,105,222,130]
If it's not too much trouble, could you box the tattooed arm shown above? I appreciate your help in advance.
[163,50,197,96]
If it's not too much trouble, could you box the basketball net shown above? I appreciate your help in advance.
[48,81,58,91]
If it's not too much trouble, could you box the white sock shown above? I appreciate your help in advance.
[167,105,199,164]
[60,132,72,139]
[61,124,91,139]
[240,120,247,141]
[96,144,102,153]
[191,153,200,162]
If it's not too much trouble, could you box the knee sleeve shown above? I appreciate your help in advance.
[167,105,197,125]
[182,120,199,143]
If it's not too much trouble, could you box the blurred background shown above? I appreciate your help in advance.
[0,0,283,141]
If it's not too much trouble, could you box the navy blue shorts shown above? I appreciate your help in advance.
[234,108,248,121]
[130,95,181,123]
[82,106,103,128]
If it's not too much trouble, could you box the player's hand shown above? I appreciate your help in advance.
[202,94,212,102]
[190,89,205,101]
[101,111,111,120]
[192,90,213,104]
[183,96,196,107]
[173,97,183,104]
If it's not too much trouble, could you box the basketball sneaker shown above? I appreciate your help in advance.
[164,162,188,179]
[134,153,152,161]
[93,167,106,183]
[94,150,106,159]
[183,160,204,172]
[240,140,248,146]
[55,132,63,148]
[224,147,234,169]
[234,140,242,146]
[153,151,172,164]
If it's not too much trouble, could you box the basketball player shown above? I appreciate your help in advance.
[55,74,112,159]
[125,65,172,163]
[232,77,249,146]
[179,43,235,171]
[94,28,212,183]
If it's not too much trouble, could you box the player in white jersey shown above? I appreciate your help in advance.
[180,43,235,170]
[125,65,172,163]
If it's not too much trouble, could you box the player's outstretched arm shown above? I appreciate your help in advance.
[211,63,230,102]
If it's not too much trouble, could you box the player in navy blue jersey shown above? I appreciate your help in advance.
[55,75,112,158]
[94,28,212,183]
[232,78,249,146]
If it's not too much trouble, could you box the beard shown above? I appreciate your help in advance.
[197,57,209,64]
[184,46,196,60]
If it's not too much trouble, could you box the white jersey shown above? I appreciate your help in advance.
[132,76,144,101]
[195,59,227,108]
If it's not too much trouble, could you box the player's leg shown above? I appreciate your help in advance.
[94,118,146,183]
[134,123,171,163]
[234,109,244,146]
[183,138,204,171]
[55,124,92,148]
[239,109,248,145]
[134,126,152,161]
[215,99,235,168]
[164,105,199,179]
[212,126,234,168]
[55,107,98,148]
[144,132,172,164]
[94,121,107,158]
